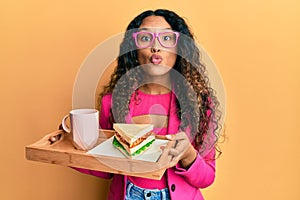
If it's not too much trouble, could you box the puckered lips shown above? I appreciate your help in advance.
[151,54,162,65]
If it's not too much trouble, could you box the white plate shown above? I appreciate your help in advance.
[88,137,168,162]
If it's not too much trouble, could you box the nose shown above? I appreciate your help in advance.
[151,36,161,53]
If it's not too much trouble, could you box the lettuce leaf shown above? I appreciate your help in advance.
[112,136,155,156]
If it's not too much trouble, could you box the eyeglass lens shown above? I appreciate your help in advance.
[136,32,178,48]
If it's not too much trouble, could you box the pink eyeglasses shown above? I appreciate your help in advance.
[132,31,180,49]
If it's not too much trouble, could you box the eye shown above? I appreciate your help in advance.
[162,36,172,41]
[161,32,177,42]
[141,35,152,42]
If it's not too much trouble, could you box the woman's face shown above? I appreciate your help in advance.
[136,16,177,77]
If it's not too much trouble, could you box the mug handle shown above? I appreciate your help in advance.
[61,114,71,133]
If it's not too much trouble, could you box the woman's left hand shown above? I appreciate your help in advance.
[161,132,198,169]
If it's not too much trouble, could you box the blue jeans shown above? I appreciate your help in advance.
[125,180,171,200]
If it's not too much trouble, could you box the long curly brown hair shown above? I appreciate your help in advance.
[99,9,222,155]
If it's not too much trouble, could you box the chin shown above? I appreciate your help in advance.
[141,64,172,77]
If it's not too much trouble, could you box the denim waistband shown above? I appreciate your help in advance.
[126,180,170,200]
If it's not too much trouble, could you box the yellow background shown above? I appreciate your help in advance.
[1,0,300,199]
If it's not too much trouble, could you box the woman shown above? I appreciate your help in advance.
[74,9,222,200]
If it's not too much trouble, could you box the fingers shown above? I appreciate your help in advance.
[165,131,187,141]
[160,148,180,167]
[162,134,173,140]
[170,133,190,151]
[168,148,180,157]
[157,141,177,166]
[158,132,192,168]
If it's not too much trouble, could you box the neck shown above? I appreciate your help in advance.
[139,83,171,94]
[139,72,172,94]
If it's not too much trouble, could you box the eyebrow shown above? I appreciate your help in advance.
[138,27,172,31]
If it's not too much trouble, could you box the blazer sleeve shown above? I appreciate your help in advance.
[174,148,216,188]
[174,102,219,188]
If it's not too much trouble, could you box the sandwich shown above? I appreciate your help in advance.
[112,123,155,159]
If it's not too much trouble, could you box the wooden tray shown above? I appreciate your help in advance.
[25,129,174,180]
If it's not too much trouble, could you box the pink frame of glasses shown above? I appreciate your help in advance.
[132,31,180,48]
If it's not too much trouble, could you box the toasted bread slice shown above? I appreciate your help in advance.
[113,123,154,144]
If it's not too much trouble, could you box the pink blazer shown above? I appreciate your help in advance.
[74,94,216,200]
